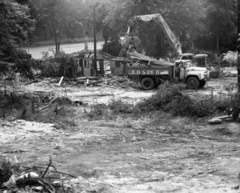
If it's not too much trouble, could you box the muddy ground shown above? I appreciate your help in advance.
[0,75,239,193]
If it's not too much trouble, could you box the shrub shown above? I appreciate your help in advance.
[0,62,9,74]
[33,52,73,77]
[0,158,13,184]
[37,60,61,77]
[135,82,184,112]
[162,95,214,118]
[209,68,222,79]
[134,82,219,118]
[87,103,108,120]
[14,58,34,79]
[108,98,133,114]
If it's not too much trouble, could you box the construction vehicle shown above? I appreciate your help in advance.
[175,53,208,68]
[119,13,209,90]
[120,13,182,56]
[125,53,209,90]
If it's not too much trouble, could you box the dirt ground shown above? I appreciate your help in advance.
[0,75,240,193]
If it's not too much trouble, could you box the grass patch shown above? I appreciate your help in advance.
[87,82,238,120]
[108,98,133,114]
[0,157,20,184]
[134,82,214,118]
[0,159,12,184]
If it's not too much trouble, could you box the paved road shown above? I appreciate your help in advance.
[23,41,104,59]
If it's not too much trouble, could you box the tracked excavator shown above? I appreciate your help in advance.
[119,13,209,90]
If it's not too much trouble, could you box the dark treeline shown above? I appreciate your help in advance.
[0,0,237,57]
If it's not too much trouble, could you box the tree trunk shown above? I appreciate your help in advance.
[238,2,240,105]
[238,54,240,104]
[216,35,220,65]
[55,35,58,53]
[54,34,60,54]
[104,37,108,53]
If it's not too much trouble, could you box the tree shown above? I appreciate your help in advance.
[99,0,206,56]
[237,0,240,103]
[33,0,83,53]
[238,33,240,104]
[0,1,35,54]
[205,0,237,55]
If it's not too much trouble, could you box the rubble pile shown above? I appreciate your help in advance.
[0,158,83,193]
[0,155,114,193]
[54,76,139,89]
[222,51,237,66]
[102,75,139,89]
[209,67,237,78]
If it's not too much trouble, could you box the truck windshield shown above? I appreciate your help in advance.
[182,55,193,60]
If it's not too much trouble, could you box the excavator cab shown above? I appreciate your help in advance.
[194,54,208,68]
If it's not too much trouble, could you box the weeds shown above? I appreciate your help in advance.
[108,98,133,114]
[135,82,184,112]
[150,95,213,118]
[87,104,108,120]
[209,68,222,79]
[135,82,239,118]
[88,82,238,120]
[0,157,20,184]
[32,52,73,77]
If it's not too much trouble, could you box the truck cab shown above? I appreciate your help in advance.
[176,60,209,89]
[193,54,208,68]
[175,53,208,68]
[175,53,194,65]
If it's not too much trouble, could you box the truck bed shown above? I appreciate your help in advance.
[126,65,174,76]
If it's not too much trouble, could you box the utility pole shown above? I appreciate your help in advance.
[93,6,97,76]
[238,0,240,104]
[238,35,240,104]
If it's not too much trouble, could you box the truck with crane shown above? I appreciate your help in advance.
[120,13,209,90]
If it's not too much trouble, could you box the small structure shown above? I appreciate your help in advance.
[194,54,208,67]
[71,53,104,78]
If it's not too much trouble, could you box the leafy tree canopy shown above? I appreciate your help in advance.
[0,0,35,56]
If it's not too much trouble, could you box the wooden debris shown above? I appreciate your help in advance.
[58,76,64,86]
[0,158,76,193]
[208,118,223,124]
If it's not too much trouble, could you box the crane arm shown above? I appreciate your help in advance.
[131,13,182,55]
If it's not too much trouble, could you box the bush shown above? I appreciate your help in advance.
[37,60,61,77]
[135,82,184,112]
[0,159,13,184]
[32,52,73,77]
[209,68,223,79]
[87,104,108,120]
[14,58,34,79]
[89,82,238,119]
[108,98,133,114]
[134,82,219,118]
[165,96,214,117]
[0,62,9,74]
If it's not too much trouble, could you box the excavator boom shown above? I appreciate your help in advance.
[130,13,182,55]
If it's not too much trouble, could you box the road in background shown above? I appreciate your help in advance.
[23,41,104,59]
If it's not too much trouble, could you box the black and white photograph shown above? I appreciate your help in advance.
[0,0,239,192]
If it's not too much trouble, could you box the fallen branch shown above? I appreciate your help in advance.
[39,105,50,111]
[22,166,76,178]
[41,157,52,178]
[197,135,235,142]
[56,120,70,130]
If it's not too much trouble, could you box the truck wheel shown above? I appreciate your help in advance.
[199,80,206,88]
[141,77,155,90]
[186,77,200,89]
